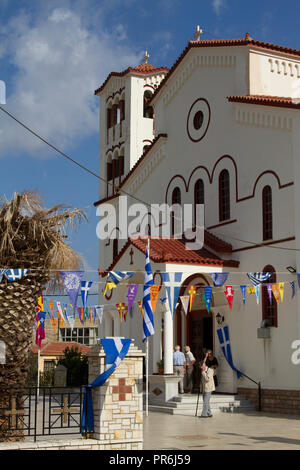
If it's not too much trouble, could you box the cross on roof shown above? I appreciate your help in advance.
[194,25,203,41]
[143,50,150,64]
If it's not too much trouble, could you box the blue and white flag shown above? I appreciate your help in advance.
[240,285,246,305]
[160,272,183,316]
[81,338,131,436]
[5,269,29,282]
[142,241,155,342]
[290,281,296,299]
[107,271,134,286]
[81,281,93,310]
[0,269,7,282]
[204,286,212,312]
[247,272,272,286]
[209,272,229,287]
[217,325,242,379]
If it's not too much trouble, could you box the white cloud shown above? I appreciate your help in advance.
[0,6,141,157]
[212,0,225,16]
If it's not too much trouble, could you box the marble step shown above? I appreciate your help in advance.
[148,394,255,415]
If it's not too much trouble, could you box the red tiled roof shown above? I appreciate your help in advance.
[150,34,300,104]
[101,235,238,274]
[94,64,169,95]
[227,95,300,109]
[30,341,90,356]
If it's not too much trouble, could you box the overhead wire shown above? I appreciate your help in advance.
[0,105,298,254]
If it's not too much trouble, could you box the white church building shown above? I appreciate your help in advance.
[93,30,300,413]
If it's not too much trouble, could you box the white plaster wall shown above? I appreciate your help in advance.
[96,44,300,389]
[249,49,300,98]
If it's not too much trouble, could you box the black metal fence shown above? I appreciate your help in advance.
[0,386,86,442]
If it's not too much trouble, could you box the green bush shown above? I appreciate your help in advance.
[57,346,88,386]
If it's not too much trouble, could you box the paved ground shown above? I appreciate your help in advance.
[143,411,300,450]
[1,409,300,450]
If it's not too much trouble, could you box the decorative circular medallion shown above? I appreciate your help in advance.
[187,98,211,142]
[64,273,80,290]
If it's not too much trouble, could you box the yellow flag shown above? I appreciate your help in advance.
[247,287,255,295]
[279,282,284,302]
[138,301,143,317]
[104,281,117,296]
[188,286,197,311]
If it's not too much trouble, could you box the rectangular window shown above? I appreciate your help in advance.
[60,328,97,346]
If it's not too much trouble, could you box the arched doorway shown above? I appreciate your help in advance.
[177,273,215,392]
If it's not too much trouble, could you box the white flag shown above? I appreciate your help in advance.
[95,305,104,324]
[180,296,190,315]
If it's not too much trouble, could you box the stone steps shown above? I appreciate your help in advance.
[148,393,255,416]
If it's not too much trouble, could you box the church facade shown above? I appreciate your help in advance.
[94,32,300,408]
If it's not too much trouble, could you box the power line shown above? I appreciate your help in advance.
[0,105,298,252]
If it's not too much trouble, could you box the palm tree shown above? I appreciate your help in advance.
[0,191,86,440]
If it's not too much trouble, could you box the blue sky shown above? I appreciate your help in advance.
[0,0,299,288]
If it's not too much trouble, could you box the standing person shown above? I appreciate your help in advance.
[205,350,219,388]
[200,352,215,417]
[184,346,195,394]
[173,345,186,394]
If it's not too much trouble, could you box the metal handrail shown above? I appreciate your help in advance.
[239,372,262,412]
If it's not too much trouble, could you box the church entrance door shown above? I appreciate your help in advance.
[187,309,214,392]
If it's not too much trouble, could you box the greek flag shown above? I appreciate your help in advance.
[107,271,134,285]
[217,325,242,379]
[81,338,131,436]
[160,272,183,316]
[247,272,272,286]
[5,269,29,282]
[81,281,93,309]
[142,242,155,342]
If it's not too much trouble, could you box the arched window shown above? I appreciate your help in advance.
[194,179,204,225]
[261,265,277,327]
[171,187,181,236]
[219,169,230,222]
[194,179,204,205]
[143,90,153,118]
[262,186,273,241]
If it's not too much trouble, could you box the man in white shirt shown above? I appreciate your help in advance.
[184,346,195,394]
[173,345,186,394]
[200,353,215,417]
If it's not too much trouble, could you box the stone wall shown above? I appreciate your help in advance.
[87,340,144,450]
[238,387,300,415]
